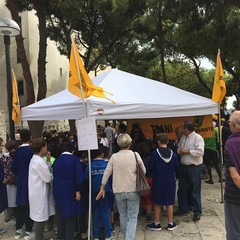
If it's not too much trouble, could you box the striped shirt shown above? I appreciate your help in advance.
[224,151,240,204]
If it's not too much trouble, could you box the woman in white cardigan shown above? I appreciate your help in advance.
[96,133,146,240]
[28,138,55,240]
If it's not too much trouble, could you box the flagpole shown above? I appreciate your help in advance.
[212,48,226,203]
[71,35,92,240]
[217,103,224,203]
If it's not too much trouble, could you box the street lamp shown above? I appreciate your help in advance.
[0,18,21,140]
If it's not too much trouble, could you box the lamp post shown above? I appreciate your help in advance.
[0,18,21,140]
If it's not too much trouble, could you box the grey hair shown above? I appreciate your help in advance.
[117,133,132,149]
[230,111,240,128]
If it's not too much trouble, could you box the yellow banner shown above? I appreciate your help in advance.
[212,49,226,103]
[12,70,21,124]
[68,38,108,99]
[127,115,214,140]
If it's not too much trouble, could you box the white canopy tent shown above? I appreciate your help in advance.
[22,69,218,120]
[21,69,220,238]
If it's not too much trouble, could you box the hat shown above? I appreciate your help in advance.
[212,115,218,121]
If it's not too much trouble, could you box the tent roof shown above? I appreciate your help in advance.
[22,69,218,121]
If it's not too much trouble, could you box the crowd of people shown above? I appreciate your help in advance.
[0,111,239,240]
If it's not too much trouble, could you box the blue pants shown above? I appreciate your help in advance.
[57,215,76,240]
[178,164,202,215]
[224,200,240,240]
[92,207,112,238]
[115,192,139,240]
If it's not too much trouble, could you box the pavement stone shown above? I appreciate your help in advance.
[0,171,226,240]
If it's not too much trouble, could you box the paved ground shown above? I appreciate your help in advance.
[0,171,226,240]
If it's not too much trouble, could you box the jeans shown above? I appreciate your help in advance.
[92,207,112,238]
[115,192,139,240]
[177,164,202,215]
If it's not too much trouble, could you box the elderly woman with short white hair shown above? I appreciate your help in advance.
[96,133,146,240]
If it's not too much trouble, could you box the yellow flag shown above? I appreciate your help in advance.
[68,39,108,99]
[12,70,21,124]
[212,49,226,103]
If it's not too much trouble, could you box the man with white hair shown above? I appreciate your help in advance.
[175,121,204,222]
[224,110,240,240]
[104,122,114,156]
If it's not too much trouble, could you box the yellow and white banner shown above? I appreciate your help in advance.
[127,115,214,140]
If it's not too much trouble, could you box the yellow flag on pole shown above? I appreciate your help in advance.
[68,38,109,99]
[12,70,21,124]
[212,49,226,103]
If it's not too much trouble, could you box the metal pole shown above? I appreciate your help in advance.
[4,35,15,140]
[71,36,92,239]
[218,103,224,203]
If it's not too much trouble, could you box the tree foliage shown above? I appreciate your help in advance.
[46,0,146,72]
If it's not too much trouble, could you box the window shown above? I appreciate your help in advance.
[17,80,24,96]
[60,67,62,77]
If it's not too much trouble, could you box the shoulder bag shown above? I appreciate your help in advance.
[134,152,150,196]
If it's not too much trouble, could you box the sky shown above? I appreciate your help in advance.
[200,58,214,70]
[226,96,235,110]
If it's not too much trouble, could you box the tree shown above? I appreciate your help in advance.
[171,0,240,106]
[46,0,146,71]
[6,0,52,138]
[117,0,240,108]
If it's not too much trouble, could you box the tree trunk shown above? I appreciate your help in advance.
[156,10,167,84]
[190,57,212,97]
[28,121,44,138]
[6,0,35,105]
[68,120,76,134]
[234,94,240,110]
[28,1,48,138]
[34,1,47,101]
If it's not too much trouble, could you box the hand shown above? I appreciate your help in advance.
[96,189,105,200]
[45,151,51,162]
[177,149,183,155]
[178,149,190,155]
[75,191,81,201]
[3,178,7,184]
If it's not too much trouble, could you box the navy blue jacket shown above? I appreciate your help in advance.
[84,159,112,193]
[0,160,7,213]
[53,153,83,217]
[12,145,33,206]
[84,159,113,209]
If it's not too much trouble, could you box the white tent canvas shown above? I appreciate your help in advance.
[22,69,218,121]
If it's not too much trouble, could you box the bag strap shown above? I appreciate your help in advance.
[134,152,139,165]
